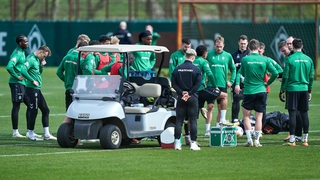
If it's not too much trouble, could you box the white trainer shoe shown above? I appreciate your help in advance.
[34,132,43,138]
[200,108,208,119]
[27,135,43,141]
[254,140,262,147]
[245,140,253,147]
[12,132,26,138]
[190,141,201,151]
[44,134,57,140]
[204,130,210,137]
[26,131,42,138]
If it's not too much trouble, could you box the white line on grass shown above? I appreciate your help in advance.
[0,147,160,158]
[267,104,320,108]
[0,113,65,118]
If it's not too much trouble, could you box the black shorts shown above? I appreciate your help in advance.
[9,83,27,103]
[217,87,227,104]
[242,92,267,113]
[198,87,219,108]
[286,91,309,111]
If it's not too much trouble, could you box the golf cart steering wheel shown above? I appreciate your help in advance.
[122,81,136,96]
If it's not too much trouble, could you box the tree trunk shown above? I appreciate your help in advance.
[50,0,59,20]
[23,0,36,20]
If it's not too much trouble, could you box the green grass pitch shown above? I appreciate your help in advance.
[0,66,319,179]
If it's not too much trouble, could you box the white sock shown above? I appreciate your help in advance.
[220,110,227,122]
[289,135,295,143]
[175,139,181,145]
[254,131,261,141]
[13,129,18,134]
[185,134,191,141]
[303,133,308,142]
[28,130,34,136]
[206,124,211,131]
[44,127,50,135]
[245,130,252,142]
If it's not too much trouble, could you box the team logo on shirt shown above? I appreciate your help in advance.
[11,57,16,63]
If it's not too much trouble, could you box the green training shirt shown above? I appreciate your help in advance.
[6,47,27,85]
[206,50,236,88]
[193,56,216,91]
[131,42,156,71]
[151,32,161,45]
[281,51,314,92]
[80,53,105,75]
[236,53,278,95]
[56,49,79,90]
[168,49,185,79]
[21,53,43,90]
[67,46,77,54]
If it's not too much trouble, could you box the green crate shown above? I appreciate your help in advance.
[210,127,237,147]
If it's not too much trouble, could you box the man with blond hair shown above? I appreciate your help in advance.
[206,35,236,126]
[67,34,90,54]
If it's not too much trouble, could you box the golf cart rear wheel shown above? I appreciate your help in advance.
[57,123,78,148]
[99,124,122,149]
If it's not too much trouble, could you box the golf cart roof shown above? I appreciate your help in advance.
[77,45,169,53]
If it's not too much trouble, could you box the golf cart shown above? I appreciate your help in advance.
[57,45,177,149]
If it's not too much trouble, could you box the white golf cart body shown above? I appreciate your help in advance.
[57,45,176,149]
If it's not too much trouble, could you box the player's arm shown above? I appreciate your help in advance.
[6,57,20,80]
[308,58,314,92]
[56,57,66,81]
[204,61,216,88]
[228,55,237,85]
[266,60,278,86]
[21,60,38,86]
[101,64,111,74]
[168,54,176,79]
[149,52,156,69]
[234,67,243,94]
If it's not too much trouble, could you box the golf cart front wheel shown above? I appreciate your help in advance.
[57,123,78,148]
[99,124,122,149]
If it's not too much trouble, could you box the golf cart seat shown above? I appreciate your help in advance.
[125,83,161,114]
[129,76,176,107]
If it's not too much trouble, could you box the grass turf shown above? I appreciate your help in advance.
[0,67,320,179]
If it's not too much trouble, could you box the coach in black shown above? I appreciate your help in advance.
[171,48,202,151]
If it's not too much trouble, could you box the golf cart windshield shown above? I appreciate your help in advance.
[72,75,121,100]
